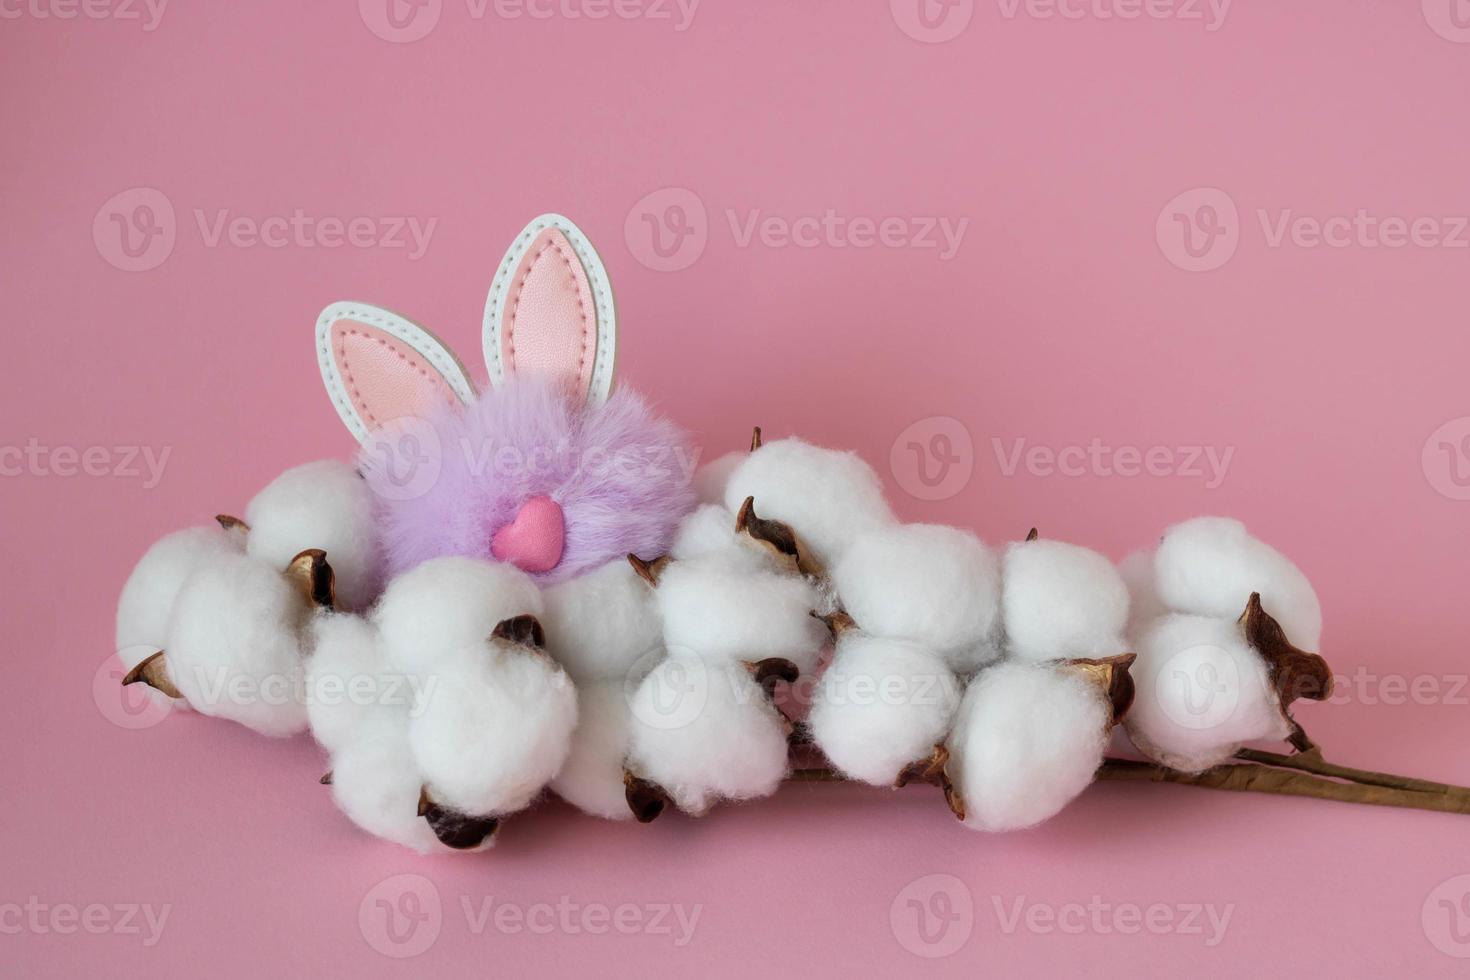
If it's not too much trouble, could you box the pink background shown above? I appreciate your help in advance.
[5,1,1470,976]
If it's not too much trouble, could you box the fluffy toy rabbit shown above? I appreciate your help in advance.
[317,213,696,586]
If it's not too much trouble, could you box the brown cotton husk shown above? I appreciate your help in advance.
[734,496,805,573]
[893,744,966,820]
[627,553,671,587]
[1240,592,1333,706]
[1064,653,1138,725]
[285,549,336,609]
[417,787,500,850]
[623,769,671,824]
[120,650,183,700]
[490,614,547,651]
[750,426,763,452]
[319,771,334,785]
[214,514,250,533]
[1025,527,1040,542]
[817,610,858,639]
[744,657,800,698]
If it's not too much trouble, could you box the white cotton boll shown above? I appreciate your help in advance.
[655,559,828,676]
[694,451,744,506]
[306,613,407,757]
[724,437,895,568]
[626,653,790,815]
[245,459,382,611]
[1118,550,1166,644]
[408,641,577,816]
[373,557,543,675]
[831,524,1001,671]
[947,663,1109,831]
[115,524,245,712]
[1154,517,1322,650]
[809,635,961,786]
[542,559,662,682]
[116,524,246,655]
[550,680,636,820]
[164,551,310,737]
[1124,613,1289,774]
[669,504,770,573]
[1002,539,1130,664]
[330,731,452,853]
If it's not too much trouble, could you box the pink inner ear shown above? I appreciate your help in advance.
[332,319,461,428]
[500,228,597,399]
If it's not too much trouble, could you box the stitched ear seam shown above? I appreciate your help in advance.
[482,213,618,408]
[316,301,477,446]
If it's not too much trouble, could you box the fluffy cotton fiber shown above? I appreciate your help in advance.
[550,679,636,820]
[832,523,1001,671]
[809,634,961,786]
[244,459,382,611]
[655,558,828,675]
[1124,613,1289,773]
[373,556,543,675]
[1118,550,1166,644]
[164,550,312,737]
[693,451,744,506]
[1002,538,1130,664]
[408,639,577,816]
[331,729,456,853]
[541,559,663,682]
[306,613,403,757]
[947,663,1110,831]
[724,437,895,568]
[626,653,790,815]
[1154,517,1322,650]
[669,504,774,573]
[115,524,246,710]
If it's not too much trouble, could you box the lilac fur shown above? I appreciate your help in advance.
[362,381,696,585]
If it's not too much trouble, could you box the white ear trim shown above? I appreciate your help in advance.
[482,213,618,407]
[316,301,477,445]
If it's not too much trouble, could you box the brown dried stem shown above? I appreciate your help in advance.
[1094,758,1470,815]
[1232,747,1470,800]
[784,757,1470,816]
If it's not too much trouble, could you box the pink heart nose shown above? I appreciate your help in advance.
[490,496,565,574]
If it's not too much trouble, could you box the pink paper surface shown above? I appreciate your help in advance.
[5,2,1470,976]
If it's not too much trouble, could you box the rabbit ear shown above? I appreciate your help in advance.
[483,213,617,407]
[316,302,477,444]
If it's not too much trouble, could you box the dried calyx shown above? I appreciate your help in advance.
[417,787,500,850]
[121,547,337,701]
[622,769,671,824]
[215,514,250,533]
[895,744,966,820]
[1241,591,1332,738]
[736,496,820,576]
[1065,653,1138,725]
[626,553,671,587]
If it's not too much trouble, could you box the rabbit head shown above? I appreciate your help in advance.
[317,214,696,585]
